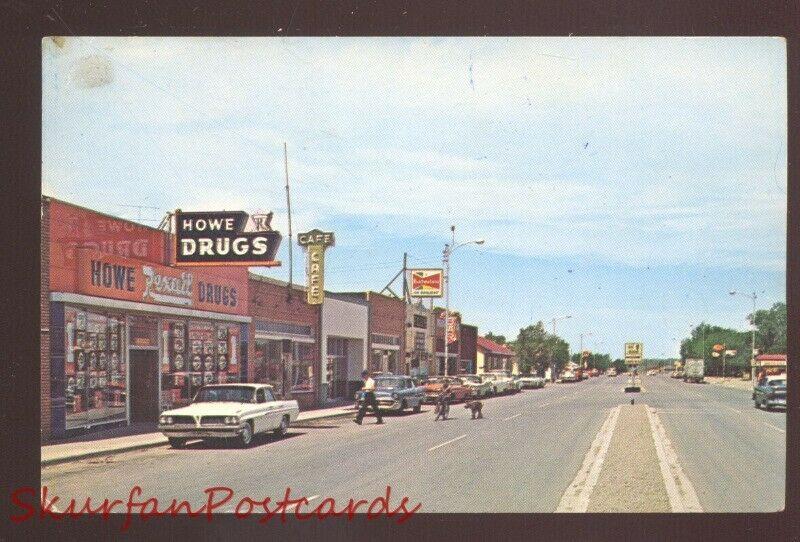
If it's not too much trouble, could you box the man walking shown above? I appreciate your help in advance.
[354,369,384,425]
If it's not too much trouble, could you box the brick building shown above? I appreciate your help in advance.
[248,273,321,410]
[339,291,406,375]
[42,197,251,440]
[405,301,435,378]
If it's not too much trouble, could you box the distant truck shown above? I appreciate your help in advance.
[683,358,705,383]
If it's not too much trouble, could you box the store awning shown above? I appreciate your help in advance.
[51,292,251,323]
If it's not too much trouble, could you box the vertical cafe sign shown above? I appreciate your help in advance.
[298,229,335,305]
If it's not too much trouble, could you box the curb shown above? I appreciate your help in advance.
[41,410,357,467]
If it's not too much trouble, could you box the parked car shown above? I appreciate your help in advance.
[422,376,472,403]
[355,374,424,413]
[606,368,618,377]
[158,384,299,448]
[753,375,787,410]
[560,370,578,382]
[514,375,546,389]
[589,368,600,377]
[481,372,515,394]
[458,374,493,397]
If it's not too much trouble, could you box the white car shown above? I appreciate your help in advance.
[459,374,493,397]
[158,384,299,448]
[560,371,578,382]
[515,375,546,389]
[481,372,514,395]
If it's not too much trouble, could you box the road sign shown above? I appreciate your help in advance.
[624,342,643,366]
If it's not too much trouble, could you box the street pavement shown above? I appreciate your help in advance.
[41,374,785,514]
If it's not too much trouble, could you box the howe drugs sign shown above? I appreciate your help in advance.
[409,269,444,297]
[174,210,282,267]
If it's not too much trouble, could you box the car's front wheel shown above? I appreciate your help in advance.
[274,415,289,437]
[238,422,254,447]
[413,401,421,413]
[167,437,187,449]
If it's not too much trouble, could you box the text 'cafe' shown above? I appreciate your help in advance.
[43,198,252,439]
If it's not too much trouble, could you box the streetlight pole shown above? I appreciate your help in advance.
[442,226,484,377]
[580,332,592,369]
[549,315,572,382]
[730,290,758,382]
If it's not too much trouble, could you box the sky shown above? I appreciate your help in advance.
[42,36,787,359]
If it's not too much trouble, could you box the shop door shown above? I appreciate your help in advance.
[130,350,159,422]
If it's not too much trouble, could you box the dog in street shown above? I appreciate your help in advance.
[464,400,483,419]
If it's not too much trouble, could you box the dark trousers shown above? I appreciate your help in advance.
[356,391,383,423]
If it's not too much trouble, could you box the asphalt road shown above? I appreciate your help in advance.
[41,374,785,514]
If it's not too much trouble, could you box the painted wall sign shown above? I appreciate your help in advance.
[76,248,248,315]
[409,268,444,297]
[174,210,282,267]
[297,229,335,305]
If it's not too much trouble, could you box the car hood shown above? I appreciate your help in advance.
[161,402,245,417]
[424,383,446,392]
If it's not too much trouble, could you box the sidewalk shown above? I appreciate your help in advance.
[42,404,356,467]
[705,376,754,391]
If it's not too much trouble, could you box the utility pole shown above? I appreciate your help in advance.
[284,142,294,302]
[402,252,408,303]
[443,227,453,376]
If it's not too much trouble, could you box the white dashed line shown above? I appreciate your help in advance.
[762,422,785,434]
[556,406,621,512]
[723,405,742,414]
[427,434,467,452]
[503,413,522,421]
[285,495,320,511]
[539,402,551,408]
[646,406,703,512]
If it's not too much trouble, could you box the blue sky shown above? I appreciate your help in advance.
[42,37,786,358]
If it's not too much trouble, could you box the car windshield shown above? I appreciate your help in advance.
[425,378,449,384]
[194,386,255,403]
[375,377,402,389]
[461,376,480,383]
[768,379,786,387]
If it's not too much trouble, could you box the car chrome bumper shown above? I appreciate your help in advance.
[159,424,245,438]
[356,400,403,411]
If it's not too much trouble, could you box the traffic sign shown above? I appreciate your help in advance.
[624,342,643,366]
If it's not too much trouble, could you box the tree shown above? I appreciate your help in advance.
[750,302,786,354]
[485,332,507,345]
[681,323,750,376]
[512,322,549,375]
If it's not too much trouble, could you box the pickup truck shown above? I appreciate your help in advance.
[683,358,705,383]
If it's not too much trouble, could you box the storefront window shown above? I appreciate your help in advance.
[65,306,126,430]
[290,342,316,393]
[253,339,285,395]
[160,319,241,411]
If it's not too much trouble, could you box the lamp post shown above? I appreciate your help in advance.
[442,226,484,376]
[580,332,592,370]
[549,315,572,382]
[729,290,758,382]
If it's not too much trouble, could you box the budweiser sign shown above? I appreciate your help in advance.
[409,268,444,298]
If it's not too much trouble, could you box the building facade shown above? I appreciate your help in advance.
[321,293,369,403]
[43,197,250,440]
[459,324,478,374]
[476,336,516,375]
[248,274,321,410]
[405,301,435,377]
[339,292,406,375]
[433,308,478,375]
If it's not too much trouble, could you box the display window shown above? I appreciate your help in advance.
[64,306,126,430]
[254,338,317,397]
[160,319,241,411]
